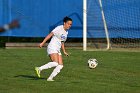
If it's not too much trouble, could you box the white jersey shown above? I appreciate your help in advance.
[48,25,68,51]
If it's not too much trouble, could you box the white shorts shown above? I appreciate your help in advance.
[47,48,62,55]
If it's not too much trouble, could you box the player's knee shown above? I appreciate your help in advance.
[48,61,58,68]
[56,65,63,73]
[54,61,59,66]
[59,65,63,70]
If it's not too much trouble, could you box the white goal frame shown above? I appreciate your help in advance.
[83,0,110,51]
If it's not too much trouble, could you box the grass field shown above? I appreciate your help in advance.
[0,48,140,93]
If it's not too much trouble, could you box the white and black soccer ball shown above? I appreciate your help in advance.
[88,58,98,69]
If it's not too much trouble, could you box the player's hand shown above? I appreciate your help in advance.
[39,43,44,48]
[64,52,69,56]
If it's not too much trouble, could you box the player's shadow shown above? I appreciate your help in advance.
[14,75,46,80]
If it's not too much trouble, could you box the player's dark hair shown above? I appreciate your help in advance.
[63,16,72,23]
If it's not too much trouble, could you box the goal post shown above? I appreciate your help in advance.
[98,0,110,50]
[83,0,110,51]
[83,0,87,51]
[83,0,140,51]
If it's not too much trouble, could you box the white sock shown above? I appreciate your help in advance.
[48,65,63,80]
[39,62,58,71]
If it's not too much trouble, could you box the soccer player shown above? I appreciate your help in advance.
[35,16,72,81]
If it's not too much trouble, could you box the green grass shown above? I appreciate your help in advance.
[0,48,140,93]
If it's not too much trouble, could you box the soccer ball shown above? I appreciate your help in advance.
[88,58,98,69]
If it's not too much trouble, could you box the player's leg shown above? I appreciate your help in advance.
[39,53,59,70]
[35,53,59,77]
[35,48,59,78]
[47,53,63,81]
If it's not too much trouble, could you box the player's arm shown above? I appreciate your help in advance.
[39,32,54,48]
[61,42,69,56]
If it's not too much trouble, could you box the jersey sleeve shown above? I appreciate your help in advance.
[51,26,59,36]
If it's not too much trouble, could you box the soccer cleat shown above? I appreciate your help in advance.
[35,67,41,78]
[47,78,54,81]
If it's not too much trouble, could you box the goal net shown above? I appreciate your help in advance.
[83,0,140,51]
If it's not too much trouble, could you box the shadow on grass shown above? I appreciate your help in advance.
[14,75,46,80]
